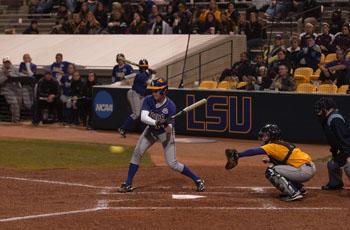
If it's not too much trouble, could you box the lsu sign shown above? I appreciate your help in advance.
[186,95,252,134]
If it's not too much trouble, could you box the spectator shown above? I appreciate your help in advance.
[316,23,335,55]
[219,52,253,82]
[164,4,175,27]
[199,0,221,23]
[319,49,349,87]
[122,2,134,25]
[32,72,62,125]
[23,20,39,34]
[295,0,320,32]
[253,66,272,90]
[299,23,317,48]
[70,71,84,125]
[51,18,70,34]
[69,13,87,34]
[19,53,36,112]
[221,12,236,35]
[332,23,350,53]
[66,0,77,13]
[251,54,266,76]
[28,0,39,14]
[94,1,108,29]
[0,57,21,123]
[268,49,290,79]
[107,10,127,34]
[287,37,301,70]
[172,12,188,34]
[265,0,291,20]
[329,9,345,35]
[200,12,221,34]
[148,5,160,29]
[243,12,265,50]
[87,0,98,13]
[56,3,69,20]
[86,11,101,34]
[297,35,321,70]
[79,2,90,21]
[36,0,53,13]
[270,64,296,91]
[60,63,75,124]
[50,53,71,81]
[136,3,148,24]
[128,12,148,34]
[80,71,100,129]
[225,2,240,25]
[266,34,285,63]
[150,14,173,34]
[112,53,134,83]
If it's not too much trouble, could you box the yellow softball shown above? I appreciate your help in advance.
[109,145,125,154]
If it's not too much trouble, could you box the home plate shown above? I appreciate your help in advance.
[172,194,206,200]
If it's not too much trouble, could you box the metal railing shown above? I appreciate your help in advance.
[165,39,234,84]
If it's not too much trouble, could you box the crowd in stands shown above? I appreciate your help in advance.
[217,20,350,92]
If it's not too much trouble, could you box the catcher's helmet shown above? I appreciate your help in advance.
[148,78,168,94]
[258,124,282,144]
[314,97,337,115]
[139,59,149,70]
[116,53,125,62]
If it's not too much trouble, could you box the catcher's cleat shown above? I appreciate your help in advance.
[225,149,239,170]
[279,192,303,202]
[196,179,205,192]
[118,128,126,138]
[117,182,133,193]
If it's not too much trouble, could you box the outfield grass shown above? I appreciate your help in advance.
[0,138,152,170]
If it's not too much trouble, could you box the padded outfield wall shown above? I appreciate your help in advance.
[92,86,350,143]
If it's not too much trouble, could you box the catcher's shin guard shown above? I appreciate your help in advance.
[265,167,300,197]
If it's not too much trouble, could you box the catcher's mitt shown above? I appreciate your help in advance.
[225,149,239,170]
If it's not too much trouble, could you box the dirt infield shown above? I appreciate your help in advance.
[0,124,349,229]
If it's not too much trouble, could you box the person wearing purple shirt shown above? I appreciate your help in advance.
[117,78,205,193]
[50,53,71,81]
[111,53,133,83]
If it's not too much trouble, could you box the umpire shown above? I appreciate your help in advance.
[314,97,350,190]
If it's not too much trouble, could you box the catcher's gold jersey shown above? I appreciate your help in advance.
[262,143,312,168]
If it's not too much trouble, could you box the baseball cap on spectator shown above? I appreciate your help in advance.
[275,34,282,40]
[2,56,11,63]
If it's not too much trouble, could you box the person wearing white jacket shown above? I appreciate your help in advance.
[150,14,173,35]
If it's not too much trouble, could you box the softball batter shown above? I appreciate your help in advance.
[118,78,205,193]
[225,124,316,201]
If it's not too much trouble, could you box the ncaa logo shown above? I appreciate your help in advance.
[93,90,114,119]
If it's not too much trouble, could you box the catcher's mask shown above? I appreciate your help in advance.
[258,124,282,145]
[314,97,337,123]
[148,78,168,95]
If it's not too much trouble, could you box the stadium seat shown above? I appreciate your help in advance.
[199,80,218,89]
[310,68,321,81]
[318,84,338,94]
[338,85,349,94]
[217,81,236,89]
[294,67,313,84]
[324,53,337,63]
[296,83,317,93]
[236,82,248,89]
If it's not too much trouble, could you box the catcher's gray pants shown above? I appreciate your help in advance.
[274,162,316,183]
[1,82,22,122]
[127,89,143,120]
[326,158,350,186]
[130,126,184,172]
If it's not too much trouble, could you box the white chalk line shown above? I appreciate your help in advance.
[0,176,115,190]
[107,206,347,211]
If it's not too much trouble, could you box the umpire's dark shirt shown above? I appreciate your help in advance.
[323,111,350,161]
[37,78,60,99]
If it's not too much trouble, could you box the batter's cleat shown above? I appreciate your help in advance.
[279,192,303,202]
[195,179,205,192]
[321,183,344,190]
[118,128,126,138]
[117,182,133,193]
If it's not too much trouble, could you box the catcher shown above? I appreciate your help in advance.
[225,124,316,201]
